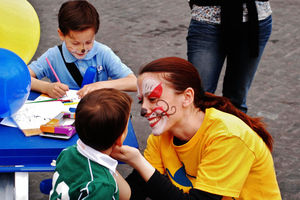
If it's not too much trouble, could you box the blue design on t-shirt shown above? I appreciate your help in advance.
[166,165,193,187]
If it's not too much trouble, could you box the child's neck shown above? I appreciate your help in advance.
[100,146,113,156]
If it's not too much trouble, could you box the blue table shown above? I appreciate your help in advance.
[0,120,138,172]
[0,91,138,199]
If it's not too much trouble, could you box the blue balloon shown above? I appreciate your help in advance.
[0,48,31,118]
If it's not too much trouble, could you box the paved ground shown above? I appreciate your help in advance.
[27,0,300,199]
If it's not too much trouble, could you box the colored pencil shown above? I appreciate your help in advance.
[26,99,58,104]
[46,57,61,83]
[26,99,72,104]
[63,102,79,106]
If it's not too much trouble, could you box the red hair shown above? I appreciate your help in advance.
[139,57,273,151]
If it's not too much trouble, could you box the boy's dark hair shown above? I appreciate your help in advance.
[58,0,100,35]
[75,88,132,151]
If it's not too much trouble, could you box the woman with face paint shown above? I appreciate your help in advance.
[111,57,281,200]
[28,0,137,98]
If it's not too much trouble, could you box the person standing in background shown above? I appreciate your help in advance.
[187,0,272,113]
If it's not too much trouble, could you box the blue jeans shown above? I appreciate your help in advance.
[187,15,272,113]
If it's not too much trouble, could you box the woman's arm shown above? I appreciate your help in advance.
[111,145,222,200]
[111,145,155,181]
[145,170,222,200]
[114,170,131,200]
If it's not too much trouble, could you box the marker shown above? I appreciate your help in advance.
[69,107,76,113]
[63,102,79,106]
[46,57,61,83]
[62,100,72,103]
[58,99,72,103]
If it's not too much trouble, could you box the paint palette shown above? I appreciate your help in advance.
[40,112,76,139]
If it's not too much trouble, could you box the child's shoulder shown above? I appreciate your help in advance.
[57,145,78,160]
[93,41,111,51]
[40,45,61,58]
[87,41,117,60]
[47,45,61,53]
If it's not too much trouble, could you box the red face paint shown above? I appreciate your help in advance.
[146,106,165,127]
[148,83,162,98]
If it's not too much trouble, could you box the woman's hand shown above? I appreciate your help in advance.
[111,145,156,182]
[111,145,141,167]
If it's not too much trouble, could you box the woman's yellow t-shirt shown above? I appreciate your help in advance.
[144,108,281,200]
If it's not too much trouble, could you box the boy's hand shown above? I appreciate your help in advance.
[46,82,69,98]
[77,82,105,98]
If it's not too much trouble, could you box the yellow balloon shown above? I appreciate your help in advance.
[0,0,40,64]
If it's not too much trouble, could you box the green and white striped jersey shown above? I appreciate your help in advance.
[49,144,119,200]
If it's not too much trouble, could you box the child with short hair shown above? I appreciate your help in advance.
[49,88,132,200]
[28,0,136,98]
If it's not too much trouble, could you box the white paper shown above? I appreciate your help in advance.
[1,101,68,129]
[34,89,80,102]
[1,90,79,129]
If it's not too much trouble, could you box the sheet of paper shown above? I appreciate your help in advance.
[13,101,67,128]
[34,89,80,102]
[0,90,79,136]
[1,101,71,136]
[65,90,80,102]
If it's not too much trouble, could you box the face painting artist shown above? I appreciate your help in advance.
[111,57,281,200]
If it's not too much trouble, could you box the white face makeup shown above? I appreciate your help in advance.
[138,77,175,136]
[147,106,168,135]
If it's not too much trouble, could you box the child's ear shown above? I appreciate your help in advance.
[115,119,129,147]
[57,28,65,41]
[182,87,194,107]
[115,134,124,147]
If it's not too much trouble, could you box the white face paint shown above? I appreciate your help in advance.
[140,78,169,136]
[141,78,161,97]
[148,109,168,136]
[68,48,91,60]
